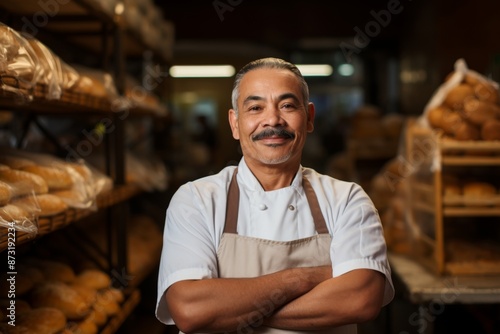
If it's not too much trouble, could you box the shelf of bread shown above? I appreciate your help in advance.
[1,18,168,117]
[100,289,141,334]
[0,0,174,62]
[0,253,142,334]
[415,236,500,276]
[401,59,500,276]
[0,183,141,253]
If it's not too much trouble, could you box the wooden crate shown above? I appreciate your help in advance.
[405,119,500,275]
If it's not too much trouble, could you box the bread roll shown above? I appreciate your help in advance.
[100,287,124,303]
[0,156,35,169]
[30,282,92,320]
[463,98,499,125]
[0,272,34,297]
[444,184,462,196]
[454,121,480,141]
[481,119,500,141]
[0,180,12,206]
[427,105,450,129]
[72,317,98,334]
[0,299,31,319]
[464,73,481,86]
[87,306,108,327]
[25,259,75,283]
[444,84,474,110]
[0,164,9,171]
[74,269,111,290]
[0,169,48,196]
[474,81,499,103]
[13,193,68,217]
[0,203,31,223]
[463,182,497,197]
[70,283,97,309]
[21,165,73,191]
[16,307,67,334]
[94,290,120,316]
[441,111,464,136]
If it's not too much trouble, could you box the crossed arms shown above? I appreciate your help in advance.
[166,267,385,334]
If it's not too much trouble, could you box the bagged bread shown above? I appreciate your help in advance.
[420,59,500,141]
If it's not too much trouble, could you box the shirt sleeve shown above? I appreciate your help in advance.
[330,183,395,307]
[156,182,220,324]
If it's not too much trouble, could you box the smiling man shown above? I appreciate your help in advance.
[156,58,394,334]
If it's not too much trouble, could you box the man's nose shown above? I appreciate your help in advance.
[263,106,284,127]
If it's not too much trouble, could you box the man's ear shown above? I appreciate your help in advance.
[306,102,315,133]
[228,109,240,140]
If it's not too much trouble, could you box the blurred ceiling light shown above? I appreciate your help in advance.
[169,65,235,78]
[296,64,333,77]
[337,63,355,76]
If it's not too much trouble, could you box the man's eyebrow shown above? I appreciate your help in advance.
[278,93,300,103]
[242,95,265,105]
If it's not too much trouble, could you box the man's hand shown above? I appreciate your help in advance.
[166,266,331,334]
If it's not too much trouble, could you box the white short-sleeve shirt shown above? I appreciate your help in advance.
[156,158,394,324]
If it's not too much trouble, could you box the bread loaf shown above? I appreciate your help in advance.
[463,98,499,125]
[13,193,68,217]
[16,307,67,334]
[94,289,120,316]
[21,165,73,191]
[463,182,497,197]
[30,282,92,320]
[0,180,12,206]
[87,306,108,327]
[74,269,111,290]
[69,283,97,307]
[454,121,480,141]
[0,155,35,169]
[427,105,450,129]
[474,81,499,103]
[440,111,464,136]
[71,317,98,334]
[0,169,49,196]
[481,119,500,141]
[0,204,34,226]
[25,259,75,283]
[444,84,474,110]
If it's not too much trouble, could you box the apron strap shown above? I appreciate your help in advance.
[224,168,239,234]
[302,176,329,234]
[223,168,329,235]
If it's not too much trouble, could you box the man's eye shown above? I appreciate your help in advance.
[281,103,295,110]
[249,105,262,111]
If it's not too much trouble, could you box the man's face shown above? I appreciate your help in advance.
[229,68,315,168]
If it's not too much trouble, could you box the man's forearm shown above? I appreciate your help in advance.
[166,266,331,334]
[264,269,386,330]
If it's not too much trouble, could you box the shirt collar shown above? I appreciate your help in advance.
[237,158,305,195]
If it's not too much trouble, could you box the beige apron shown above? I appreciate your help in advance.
[216,170,356,334]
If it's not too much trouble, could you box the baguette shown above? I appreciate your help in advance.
[22,165,73,191]
[0,169,49,196]
[13,193,68,217]
[0,180,12,206]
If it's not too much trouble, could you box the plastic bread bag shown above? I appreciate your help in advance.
[126,151,169,192]
[0,23,42,100]
[71,65,118,100]
[22,35,63,100]
[0,149,99,210]
[0,197,38,234]
[0,165,39,233]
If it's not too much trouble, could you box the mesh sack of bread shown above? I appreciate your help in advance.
[420,58,500,141]
[0,23,42,99]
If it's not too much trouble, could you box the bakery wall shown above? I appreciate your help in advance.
[398,0,500,115]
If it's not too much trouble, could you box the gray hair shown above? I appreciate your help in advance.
[231,58,310,116]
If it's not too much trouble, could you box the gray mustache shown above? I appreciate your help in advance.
[252,128,295,141]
